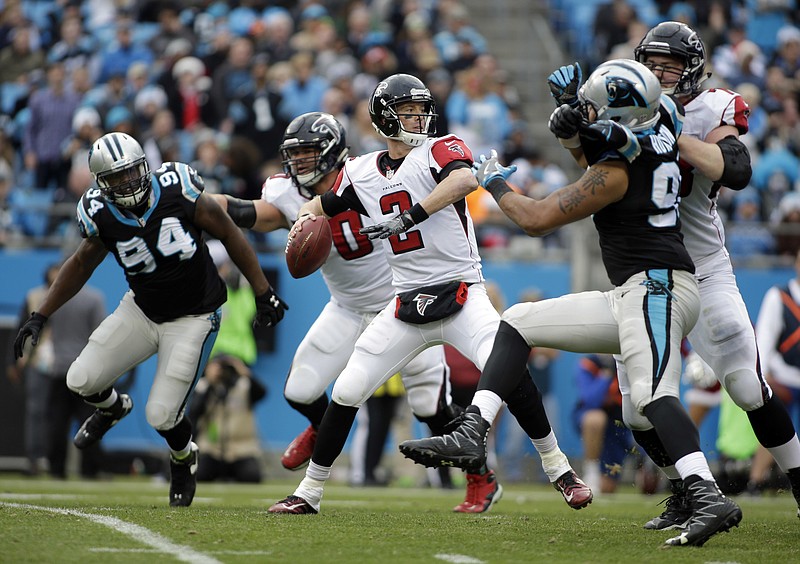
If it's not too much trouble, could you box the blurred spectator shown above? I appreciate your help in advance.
[190,131,240,198]
[608,19,650,61]
[47,14,96,81]
[0,22,45,84]
[592,0,638,63]
[258,7,295,63]
[427,68,453,136]
[61,106,103,174]
[573,353,632,494]
[773,192,800,257]
[278,51,330,122]
[227,53,288,164]
[446,65,512,160]
[147,2,196,58]
[133,84,168,133]
[211,37,256,131]
[743,0,796,57]
[96,18,154,85]
[189,355,266,484]
[756,139,800,215]
[735,82,769,150]
[726,188,775,258]
[83,72,131,125]
[725,39,768,90]
[104,105,136,137]
[771,25,800,77]
[433,2,486,71]
[141,107,181,169]
[166,55,216,132]
[23,62,80,191]
[347,99,385,156]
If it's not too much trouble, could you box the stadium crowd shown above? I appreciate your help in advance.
[0,0,797,260]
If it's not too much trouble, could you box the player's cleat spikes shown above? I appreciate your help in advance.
[169,442,199,507]
[787,468,800,520]
[644,481,692,530]
[281,425,318,471]
[664,480,742,547]
[268,495,319,514]
[73,393,133,449]
[553,470,593,509]
[453,470,503,513]
[398,405,489,471]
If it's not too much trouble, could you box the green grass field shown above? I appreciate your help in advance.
[1,477,799,563]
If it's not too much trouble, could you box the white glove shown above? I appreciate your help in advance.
[682,351,717,389]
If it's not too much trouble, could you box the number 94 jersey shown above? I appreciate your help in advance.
[76,162,226,323]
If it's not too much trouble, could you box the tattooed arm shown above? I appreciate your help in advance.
[492,161,628,236]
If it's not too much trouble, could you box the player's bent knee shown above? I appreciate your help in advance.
[723,370,767,411]
[66,358,99,395]
[284,364,330,405]
[145,402,179,431]
[331,368,373,408]
[406,388,438,418]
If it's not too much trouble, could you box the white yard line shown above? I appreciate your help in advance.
[434,555,486,564]
[1,502,221,564]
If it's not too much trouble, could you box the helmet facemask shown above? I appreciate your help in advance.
[369,74,438,147]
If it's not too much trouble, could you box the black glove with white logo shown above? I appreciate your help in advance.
[254,287,289,328]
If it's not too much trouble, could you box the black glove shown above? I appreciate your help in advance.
[254,287,289,328]
[580,120,642,162]
[359,210,415,240]
[548,104,583,140]
[547,62,582,108]
[13,312,48,359]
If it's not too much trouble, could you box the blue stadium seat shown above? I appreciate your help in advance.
[8,188,55,238]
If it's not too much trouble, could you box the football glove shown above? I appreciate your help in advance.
[472,149,517,187]
[548,104,583,140]
[13,312,48,359]
[580,120,642,163]
[360,211,415,240]
[682,351,718,389]
[547,62,582,108]
[254,287,289,328]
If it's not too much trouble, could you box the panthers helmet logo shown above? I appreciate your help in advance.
[606,77,648,109]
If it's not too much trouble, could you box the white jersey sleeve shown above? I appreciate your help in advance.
[334,136,484,292]
[262,174,395,312]
[679,88,750,274]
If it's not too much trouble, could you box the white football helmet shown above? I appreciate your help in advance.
[577,59,662,132]
[88,132,151,208]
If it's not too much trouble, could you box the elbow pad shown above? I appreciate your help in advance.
[224,195,257,228]
[716,136,752,190]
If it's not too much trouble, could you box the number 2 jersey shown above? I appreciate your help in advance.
[320,135,483,293]
[76,162,226,323]
[261,173,395,312]
[582,95,695,286]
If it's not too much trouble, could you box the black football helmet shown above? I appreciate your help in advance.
[88,132,151,208]
[280,112,348,198]
[369,73,437,147]
[634,21,709,96]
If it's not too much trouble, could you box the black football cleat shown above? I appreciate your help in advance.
[74,393,133,449]
[665,480,742,547]
[399,405,489,471]
[169,442,199,507]
[644,481,692,530]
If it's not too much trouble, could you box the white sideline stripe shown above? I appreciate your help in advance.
[90,548,272,556]
[434,554,485,564]
[1,502,221,564]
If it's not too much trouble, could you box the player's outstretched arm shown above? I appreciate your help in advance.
[210,193,291,233]
[38,238,107,318]
[196,192,270,296]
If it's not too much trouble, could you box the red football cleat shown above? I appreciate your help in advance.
[268,495,318,514]
[281,425,318,470]
[553,470,593,509]
[453,470,503,513]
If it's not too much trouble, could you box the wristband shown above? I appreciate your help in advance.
[484,177,513,204]
[224,195,257,228]
[408,203,429,224]
[558,135,581,149]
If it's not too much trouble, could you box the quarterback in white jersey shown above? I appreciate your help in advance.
[218,112,501,513]
[632,21,800,527]
[268,75,577,515]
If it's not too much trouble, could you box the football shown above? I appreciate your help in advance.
[285,215,333,278]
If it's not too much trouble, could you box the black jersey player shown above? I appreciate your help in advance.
[13,132,288,507]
